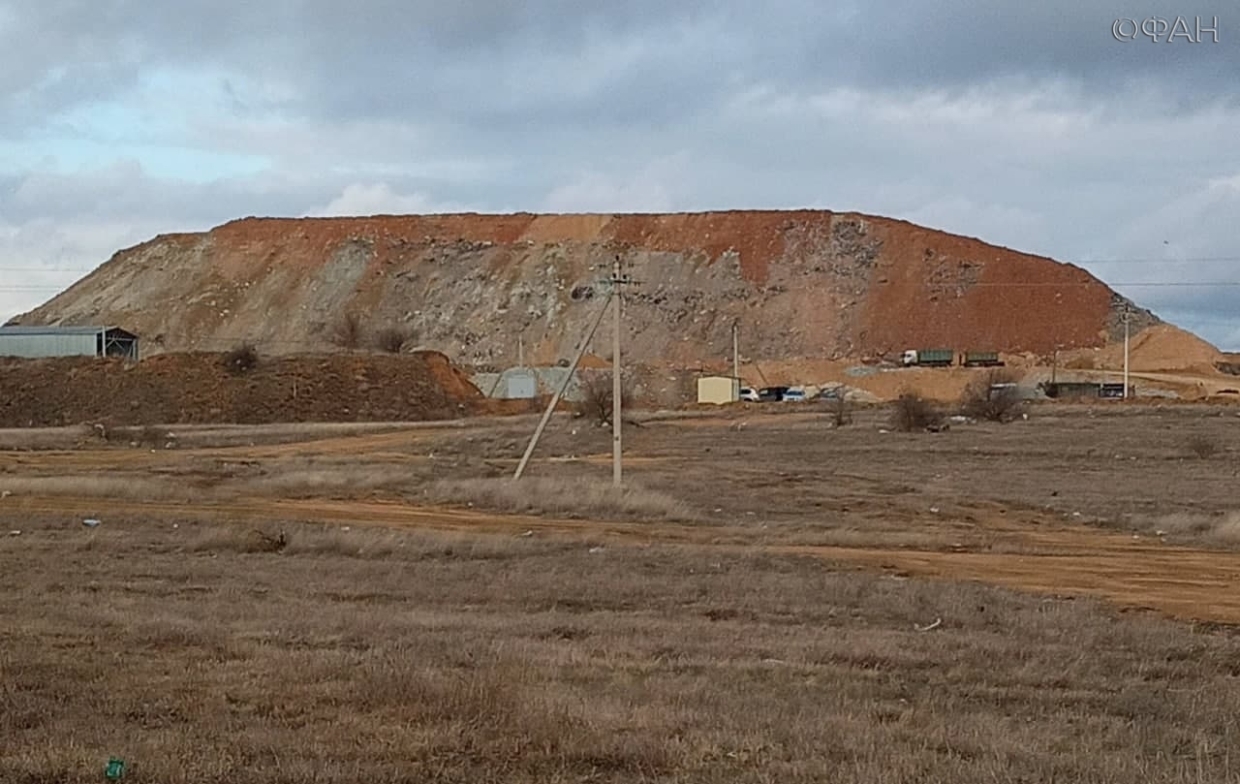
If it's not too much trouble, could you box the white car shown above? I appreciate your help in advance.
[739,386,760,402]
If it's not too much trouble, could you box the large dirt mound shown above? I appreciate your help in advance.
[12,210,1187,368]
[1094,323,1223,373]
[0,351,483,427]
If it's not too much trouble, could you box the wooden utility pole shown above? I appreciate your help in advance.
[611,258,624,488]
[732,321,740,384]
[1123,306,1130,399]
[513,290,614,481]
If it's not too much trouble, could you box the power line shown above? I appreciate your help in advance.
[0,255,1238,275]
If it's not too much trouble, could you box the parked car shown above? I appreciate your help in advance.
[739,386,760,402]
[782,389,807,402]
[758,386,789,402]
[817,387,841,400]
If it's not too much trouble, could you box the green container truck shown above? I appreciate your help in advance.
[963,351,1004,367]
[901,348,955,367]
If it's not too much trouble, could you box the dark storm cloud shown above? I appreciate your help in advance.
[3,0,1235,135]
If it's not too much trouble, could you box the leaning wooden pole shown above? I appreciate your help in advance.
[513,289,614,481]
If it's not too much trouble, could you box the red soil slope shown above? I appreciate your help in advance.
[0,351,484,427]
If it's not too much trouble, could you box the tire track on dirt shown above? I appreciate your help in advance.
[8,495,1240,625]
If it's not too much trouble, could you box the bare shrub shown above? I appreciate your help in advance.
[421,477,696,522]
[890,390,942,432]
[221,343,259,375]
[374,326,411,354]
[960,370,1024,423]
[577,371,632,426]
[333,312,365,350]
[827,394,852,426]
[1185,434,1219,459]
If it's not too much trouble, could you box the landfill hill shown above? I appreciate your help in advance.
[10,210,1210,371]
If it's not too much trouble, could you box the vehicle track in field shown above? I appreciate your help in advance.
[9,493,1240,625]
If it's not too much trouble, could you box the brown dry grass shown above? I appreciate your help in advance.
[1184,433,1219,459]
[1137,510,1240,547]
[420,477,698,522]
[4,518,1240,783]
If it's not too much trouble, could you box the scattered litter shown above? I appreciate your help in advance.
[1021,413,1029,420]
[7,530,20,536]
[949,416,968,424]
[0,490,10,499]
[929,506,940,514]
[520,530,534,537]
[1155,529,1167,537]
[914,617,943,632]
[588,546,605,554]
[172,523,179,530]
[878,428,889,434]
[82,519,101,528]
[713,507,723,513]
[105,756,126,781]
[1072,512,1081,517]
[341,526,351,532]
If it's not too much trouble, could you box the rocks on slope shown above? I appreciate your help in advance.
[13,210,1171,369]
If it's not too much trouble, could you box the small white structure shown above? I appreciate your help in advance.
[697,375,740,405]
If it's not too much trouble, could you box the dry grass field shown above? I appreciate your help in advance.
[4,400,1240,782]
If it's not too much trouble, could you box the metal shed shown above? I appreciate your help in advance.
[697,376,740,405]
[0,325,139,361]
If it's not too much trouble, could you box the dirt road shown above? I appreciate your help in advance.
[10,491,1240,625]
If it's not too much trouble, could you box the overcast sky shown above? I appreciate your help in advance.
[2,1,1238,346]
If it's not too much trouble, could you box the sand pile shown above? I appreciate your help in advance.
[1088,324,1223,373]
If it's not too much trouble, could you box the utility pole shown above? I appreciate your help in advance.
[732,321,740,386]
[610,257,625,488]
[1122,306,1131,399]
[513,290,614,481]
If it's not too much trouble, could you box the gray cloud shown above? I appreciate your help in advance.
[0,0,1238,347]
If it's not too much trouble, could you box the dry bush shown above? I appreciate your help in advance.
[421,477,696,522]
[374,326,411,354]
[960,370,1025,423]
[1185,434,1219,459]
[828,394,852,426]
[577,371,633,426]
[332,312,365,350]
[222,342,259,375]
[890,390,942,432]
